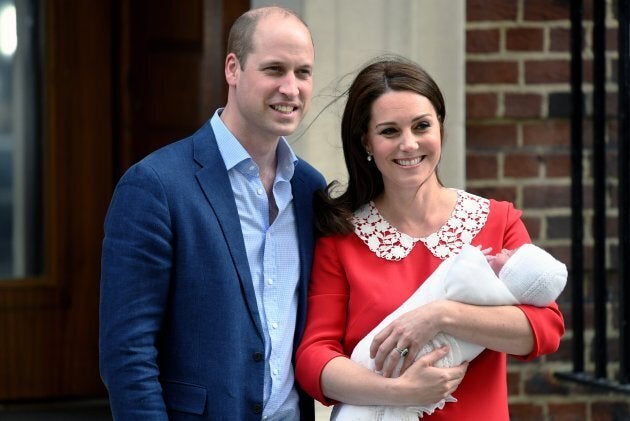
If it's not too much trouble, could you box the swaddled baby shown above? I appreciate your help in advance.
[332,243,567,421]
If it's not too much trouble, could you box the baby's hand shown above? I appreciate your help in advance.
[478,246,493,256]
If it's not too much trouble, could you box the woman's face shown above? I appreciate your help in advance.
[364,90,442,194]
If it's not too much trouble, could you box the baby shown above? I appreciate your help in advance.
[332,243,567,421]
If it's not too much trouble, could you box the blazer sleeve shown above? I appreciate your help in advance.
[99,162,172,420]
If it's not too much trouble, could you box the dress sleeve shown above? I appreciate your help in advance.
[295,236,350,405]
[492,200,566,360]
[514,302,565,360]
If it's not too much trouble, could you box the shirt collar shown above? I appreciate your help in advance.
[210,109,297,181]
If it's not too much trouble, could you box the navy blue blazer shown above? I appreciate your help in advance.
[99,120,325,420]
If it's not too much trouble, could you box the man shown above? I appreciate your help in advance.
[99,6,325,420]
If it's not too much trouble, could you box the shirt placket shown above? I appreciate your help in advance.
[262,224,281,392]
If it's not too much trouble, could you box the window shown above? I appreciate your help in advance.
[0,0,42,279]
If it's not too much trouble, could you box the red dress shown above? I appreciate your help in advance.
[295,191,565,420]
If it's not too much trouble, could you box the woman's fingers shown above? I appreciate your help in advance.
[421,345,449,366]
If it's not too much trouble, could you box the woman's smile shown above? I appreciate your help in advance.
[393,155,425,167]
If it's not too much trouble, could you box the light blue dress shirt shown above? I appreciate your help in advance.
[211,110,300,420]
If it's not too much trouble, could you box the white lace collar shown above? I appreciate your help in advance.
[352,190,489,261]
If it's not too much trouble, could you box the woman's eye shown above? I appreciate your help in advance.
[379,128,397,136]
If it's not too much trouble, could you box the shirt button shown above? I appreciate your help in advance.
[272,322,278,329]
[252,352,263,362]
[257,188,263,195]
[267,278,273,285]
[273,368,279,376]
[252,403,263,414]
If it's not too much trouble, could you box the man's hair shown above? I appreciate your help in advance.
[226,6,309,69]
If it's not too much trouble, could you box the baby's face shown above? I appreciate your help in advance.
[487,248,516,275]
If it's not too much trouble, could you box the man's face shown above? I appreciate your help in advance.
[227,14,314,143]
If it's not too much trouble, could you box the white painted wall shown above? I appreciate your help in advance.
[252,0,466,189]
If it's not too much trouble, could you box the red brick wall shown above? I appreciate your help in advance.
[465,0,629,419]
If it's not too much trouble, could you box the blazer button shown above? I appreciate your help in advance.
[253,352,264,362]
[252,403,263,414]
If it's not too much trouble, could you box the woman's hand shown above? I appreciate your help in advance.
[394,346,468,406]
[320,347,468,407]
[370,301,445,377]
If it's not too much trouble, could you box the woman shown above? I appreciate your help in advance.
[295,56,564,420]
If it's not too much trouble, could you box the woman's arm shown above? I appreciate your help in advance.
[437,301,534,354]
[371,298,562,376]
[320,347,468,406]
[370,300,533,376]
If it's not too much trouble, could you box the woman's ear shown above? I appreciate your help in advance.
[361,136,370,154]
[362,136,374,161]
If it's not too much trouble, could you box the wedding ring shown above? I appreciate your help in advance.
[395,347,409,358]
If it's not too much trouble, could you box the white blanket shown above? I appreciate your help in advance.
[331,244,564,421]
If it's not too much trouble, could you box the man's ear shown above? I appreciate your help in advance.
[225,53,240,86]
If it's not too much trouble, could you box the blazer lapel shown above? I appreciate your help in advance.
[192,123,264,339]
[290,165,316,350]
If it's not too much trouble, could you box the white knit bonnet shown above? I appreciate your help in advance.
[498,243,567,306]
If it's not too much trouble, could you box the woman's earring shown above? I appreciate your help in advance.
[366,153,372,162]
